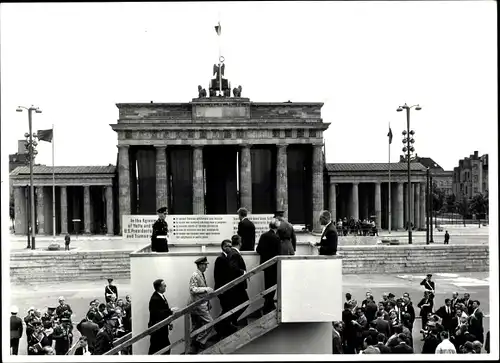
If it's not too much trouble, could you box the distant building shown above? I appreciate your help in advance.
[452,151,488,201]
[399,154,453,196]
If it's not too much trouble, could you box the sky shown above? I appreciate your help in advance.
[1,1,497,173]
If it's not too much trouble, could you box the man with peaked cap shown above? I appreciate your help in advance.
[274,210,296,255]
[151,207,169,252]
[105,278,118,303]
[188,257,217,353]
[55,296,73,321]
[53,316,73,355]
[94,315,118,355]
[10,306,23,355]
[420,274,436,295]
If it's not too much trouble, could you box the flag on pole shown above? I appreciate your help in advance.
[215,22,221,36]
[37,129,53,143]
[387,127,393,144]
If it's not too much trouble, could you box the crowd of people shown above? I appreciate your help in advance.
[336,217,378,236]
[10,278,132,356]
[333,277,490,354]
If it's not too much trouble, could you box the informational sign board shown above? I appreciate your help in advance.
[122,214,274,244]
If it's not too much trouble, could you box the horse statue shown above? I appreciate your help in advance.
[197,85,207,98]
[232,85,242,97]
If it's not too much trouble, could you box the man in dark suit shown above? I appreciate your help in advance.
[401,295,416,331]
[151,207,169,252]
[93,316,117,355]
[375,333,391,353]
[374,310,391,339]
[468,300,484,343]
[227,236,249,327]
[213,239,237,338]
[462,293,474,315]
[275,210,296,254]
[237,208,256,251]
[77,311,99,354]
[314,210,338,255]
[435,298,454,333]
[105,278,118,303]
[332,321,343,354]
[10,306,23,355]
[256,220,281,314]
[148,279,174,355]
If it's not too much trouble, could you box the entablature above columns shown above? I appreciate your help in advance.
[11,175,114,187]
[329,175,426,184]
[118,138,324,147]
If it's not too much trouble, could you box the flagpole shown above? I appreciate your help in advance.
[217,18,222,96]
[52,124,56,239]
[388,122,392,234]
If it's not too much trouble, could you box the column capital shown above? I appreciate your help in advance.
[240,144,253,149]
[352,182,359,186]
[193,145,204,150]
[117,145,130,149]
[154,145,167,149]
[277,143,288,148]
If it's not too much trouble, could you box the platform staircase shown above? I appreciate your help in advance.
[104,257,281,355]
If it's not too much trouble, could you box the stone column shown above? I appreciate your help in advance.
[312,144,324,233]
[84,186,91,234]
[192,146,205,214]
[36,187,45,234]
[329,181,336,222]
[396,182,404,229]
[14,187,27,235]
[276,144,288,216]
[351,182,359,220]
[155,146,168,210]
[106,185,114,236]
[414,183,420,230]
[420,182,426,230]
[240,145,253,212]
[409,183,414,228]
[375,182,381,228]
[60,186,68,234]
[118,145,131,233]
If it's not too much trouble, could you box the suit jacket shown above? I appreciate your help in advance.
[148,292,173,331]
[375,342,391,354]
[364,302,378,323]
[105,285,118,303]
[362,328,379,342]
[93,328,114,355]
[468,308,484,335]
[228,247,248,291]
[187,269,212,312]
[463,299,474,315]
[10,315,23,339]
[435,305,454,331]
[332,329,343,354]
[417,297,434,317]
[374,318,391,339]
[318,222,338,255]
[238,218,256,251]
[214,252,231,291]
[78,319,99,350]
[277,220,297,251]
[151,218,169,252]
[256,229,281,264]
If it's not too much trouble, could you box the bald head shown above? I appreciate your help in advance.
[319,210,331,226]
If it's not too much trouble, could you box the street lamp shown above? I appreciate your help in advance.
[17,105,42,250]
[397,103,421,244]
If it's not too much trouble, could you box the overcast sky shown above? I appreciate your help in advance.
[1,1,497,173]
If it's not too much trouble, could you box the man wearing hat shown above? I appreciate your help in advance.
[55,296,73,321]
[188,257,217,352]
[237,207,256,251]
[94,315,118,355]
[274,210,296,255]
[10,306,23,355]
[151,207,169,252]
[420,274,436,295]
[105,278,118,303]
[52,316,73,355]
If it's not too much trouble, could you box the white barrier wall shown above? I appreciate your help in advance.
[279,258,343,323]
[130,251,262,355]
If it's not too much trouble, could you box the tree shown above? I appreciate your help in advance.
[454,195,470,226]
[432,182,445,214]
[445,194,456,213]
[469,193,488,222]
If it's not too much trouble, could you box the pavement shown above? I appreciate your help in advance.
[8,226,489,252]
[8,271,490,355]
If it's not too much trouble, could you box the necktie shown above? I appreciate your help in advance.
[202,273,207,286]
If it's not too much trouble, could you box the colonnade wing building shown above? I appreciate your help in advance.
[10,71,428,236]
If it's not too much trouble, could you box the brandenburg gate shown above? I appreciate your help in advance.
[111,63,330,232]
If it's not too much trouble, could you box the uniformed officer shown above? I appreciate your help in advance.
[151,207,169,252]
[53,317,73,355]
[105,278,118,303]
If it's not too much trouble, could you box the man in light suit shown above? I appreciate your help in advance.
[148,279,174,355]
[313,210,338,255]
[188,257,217,353]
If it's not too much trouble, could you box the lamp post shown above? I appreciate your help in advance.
[397,103,421,245]
[17,105,42,250]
